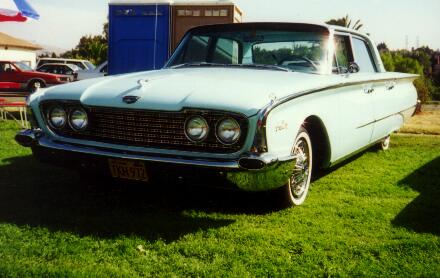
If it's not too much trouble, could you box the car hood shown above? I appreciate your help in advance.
[39,67,340,117]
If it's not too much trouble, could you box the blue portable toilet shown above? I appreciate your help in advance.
[108,0,172,75]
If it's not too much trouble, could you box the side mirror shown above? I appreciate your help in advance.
[348,62,360,73]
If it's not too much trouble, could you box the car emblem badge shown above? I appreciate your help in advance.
[122,95,141,104]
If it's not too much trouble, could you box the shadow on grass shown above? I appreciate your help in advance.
[312,146,377,181]
[392,156,440,236]
[0,155,279,242]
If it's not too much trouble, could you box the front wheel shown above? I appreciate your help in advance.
[279,127,313,207]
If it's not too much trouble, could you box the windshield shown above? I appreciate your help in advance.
[167,26,329,74]
[14,62,33,71]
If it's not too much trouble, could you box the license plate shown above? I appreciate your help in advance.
[108,158,148,182]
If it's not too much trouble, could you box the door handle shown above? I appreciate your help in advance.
[386,80,396,90]
[363,85,375,94]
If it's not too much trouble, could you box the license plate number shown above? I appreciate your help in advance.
[108,159,148,181]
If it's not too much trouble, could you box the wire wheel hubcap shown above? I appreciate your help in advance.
[289,137,310,199]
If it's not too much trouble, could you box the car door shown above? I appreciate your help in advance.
[332,34,375,158]
[0,62,7,82]
[0,62,21,83]
[351,36,397,143]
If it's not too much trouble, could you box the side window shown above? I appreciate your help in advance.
[57,66,65,74]
[37,60,47,67]
[39,65,48,72]
[352,37,376,73]
[64,67,73,75]
[212,38,239,64]
[1,63,15,72]
[333,35,353,73]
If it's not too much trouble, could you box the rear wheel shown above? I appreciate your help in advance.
[28,80,45,93]
[279,127,313,207]
[380,135,391,151]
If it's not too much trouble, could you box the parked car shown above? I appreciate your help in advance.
[16,23,418,207]
[0,61,70,92]
[77,61,107,80]
[37,63,80,81]
[36,58,95,71]
[0,81,20,91]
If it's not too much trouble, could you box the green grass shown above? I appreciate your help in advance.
[1,120,439,277]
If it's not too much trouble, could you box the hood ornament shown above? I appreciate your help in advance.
[122,95,141,104]
[138,79,149,88]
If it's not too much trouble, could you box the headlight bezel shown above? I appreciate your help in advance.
[46,105,67,129]
[184,115,210,142]
[68,107,88,131]
[216,117,241,145]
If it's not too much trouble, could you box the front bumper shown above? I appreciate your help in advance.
[15,129,295,191]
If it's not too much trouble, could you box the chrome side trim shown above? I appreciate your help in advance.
[251,75,418,153]
[356,105,416,129]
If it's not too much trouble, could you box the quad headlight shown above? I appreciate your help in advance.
[185,116,209,142]
[69,107,88,130]
[216,118,241,144]
[48,106,66,129]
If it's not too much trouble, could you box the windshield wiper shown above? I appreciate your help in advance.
[223,64,291,72]
[169,62,224,69]
[169,62,290,72]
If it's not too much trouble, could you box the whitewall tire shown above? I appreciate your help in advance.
[280,127,313,207]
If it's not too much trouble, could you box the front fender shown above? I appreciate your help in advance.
[255,91,337,163]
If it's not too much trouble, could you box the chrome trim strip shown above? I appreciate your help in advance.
[37,136,240,169]
[26,135,288,170]
[251,75,418,153]
[356,105,416,129]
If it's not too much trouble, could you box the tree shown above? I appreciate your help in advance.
[60,22,108,65]
[326,15,363,30]
[380,51,435,102]
[377,42,389,52]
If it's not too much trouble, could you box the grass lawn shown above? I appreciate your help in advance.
[0,120,439,277]
[399,103,440,135]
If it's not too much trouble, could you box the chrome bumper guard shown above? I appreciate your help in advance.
[15,129,295,191]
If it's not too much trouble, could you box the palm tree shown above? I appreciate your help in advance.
[326,15,363,30]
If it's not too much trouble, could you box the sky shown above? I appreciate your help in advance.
[0,0,439,51]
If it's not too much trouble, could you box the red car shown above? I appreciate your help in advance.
[0,61,70,92]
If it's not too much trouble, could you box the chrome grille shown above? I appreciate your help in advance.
[43,103,248,153]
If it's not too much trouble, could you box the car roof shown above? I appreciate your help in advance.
[187,22,370,40]
[38,58,88,62]
[39,63,69,66]
[38,63,78,67]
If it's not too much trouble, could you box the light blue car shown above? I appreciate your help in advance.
[16,23,418,207]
